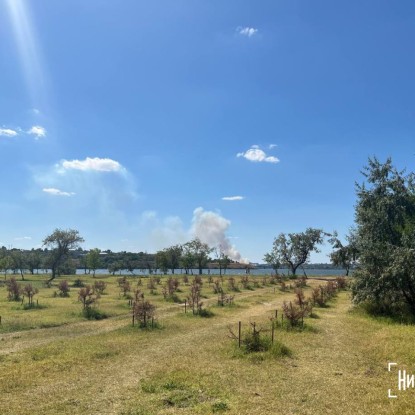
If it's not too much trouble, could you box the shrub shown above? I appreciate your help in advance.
[212,279,222,294]
[240,276,251,289]
[182,275,189,285]
[6,277,22,301]
[147,277,157,294]
[335,276,348,290]
[294,276,307,288]
[23,284,39,306]
[57,280,70,297]
[93,280,107,295]
[187,280,204,315]
[118,276,131,297]
[217,290,234,306]
[193,276,203,285]
[78,285,100,310]
[83,307,108,320]
[73,278,84,288]
[227,277,238,292]
[228,323,291,357]
[311,286,326,307]
[282,301,308,327]
[133,297,156,328]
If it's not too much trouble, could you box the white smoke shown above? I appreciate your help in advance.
[190,207,248,263]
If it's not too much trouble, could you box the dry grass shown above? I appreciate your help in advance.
[0,274,414,414]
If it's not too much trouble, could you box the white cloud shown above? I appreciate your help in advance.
[269,144,277,149]
[237,146,279,163]
[0,128,18,137]
[222,196,245,201]
[59,157,124,173]
[28,125,46,139]
[14,236,32,241]
[32,108,40,115]
[42,187,75,197]
[238,27,258,37]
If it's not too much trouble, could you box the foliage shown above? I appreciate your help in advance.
[73,278,85,287]
[93,280,107,295]
[265,228,326,275]
[132,295,156,328]
[329,231,359,276]
[185,238,213,275]
[187,279,204,315]
[57,280,70,297]
[6,277,22,301]
[282,300,309,327]
[352,157,415,315]
[86,248,101,276]
[43,228,84,281]
[78,285,100,311]
[118,276,131,297]
[22,284,39,306]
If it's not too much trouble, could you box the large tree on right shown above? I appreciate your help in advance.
[352,157,415,314]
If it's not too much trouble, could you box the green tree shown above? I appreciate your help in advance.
[155,250,169,274]
[10,250,26,280]
[328,231,359,276]
[266,228,326,276]
[27,249,42,275]
[263,251,281,274]
[43,229,84,282]
[186,238,213,275]
[165,245,182,274]
[0,255,14,279]
[180,243,195,274]
[352,157,415,314]
[216,245,231,276]
[86,248,101,277]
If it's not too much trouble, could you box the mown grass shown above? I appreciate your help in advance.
[0,274,414,414]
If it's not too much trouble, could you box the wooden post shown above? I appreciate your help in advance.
[275,309,278,319]
[238,321,241,348]
[151,317,154,328]
[132,314,135,327]
[271,321,275,344]
[0,316,2,325]
[36,299,38,307]
[273,287,275,294]
[184,300,187,314]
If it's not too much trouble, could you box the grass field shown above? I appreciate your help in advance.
[0,273,414,414]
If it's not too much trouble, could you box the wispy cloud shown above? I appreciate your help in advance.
[269,144,277,149]
[42,187,75,197]
[222,196,245,201]
[237,146,279,164]
[28,125,46,139]
[58,157,124,173]
[237,27,258,37]
[0,128,18,137]
[14,236,32,241]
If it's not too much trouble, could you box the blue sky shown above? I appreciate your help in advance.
[0,0,414,263]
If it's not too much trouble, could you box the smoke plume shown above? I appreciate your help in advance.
[190,207,247,263]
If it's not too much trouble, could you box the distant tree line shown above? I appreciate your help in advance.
[0,235,239,279]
